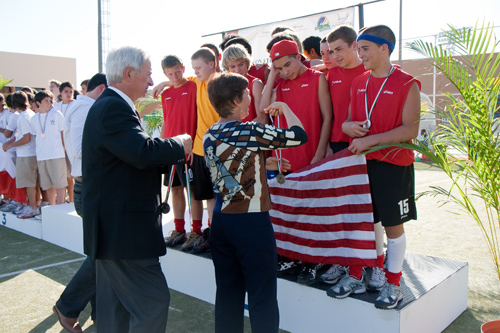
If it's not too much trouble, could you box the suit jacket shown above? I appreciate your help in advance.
[82,88,185,260]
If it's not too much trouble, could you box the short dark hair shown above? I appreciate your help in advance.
[191,48,216,64]
[59,81,74,93]
[86,73,107,92]
[207,72,248,118]
[321,37,327,43]
[161,55,183,70]
[358,25,396,54]
[35,90,54,105]
[221,36,253,55]
[327,25,358,46]
[80,79,89,87]
[25,92,35,104]
[266,34,295,53]
[12,91,29,111]
[200,43,219,58]
[0,93,4,102]
[21,86,34,95]
[5,94,13,108]
[272,26,293,36]
[302,36,321,55]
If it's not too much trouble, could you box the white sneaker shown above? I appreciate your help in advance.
[368,267,386,291]
[319,264,346,284]
[327,272,366,299]
[375,282,403,309]
[14,205,30,216]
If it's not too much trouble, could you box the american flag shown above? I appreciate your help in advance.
[269,149,377,266]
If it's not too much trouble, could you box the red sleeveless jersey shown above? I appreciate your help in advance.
[248,64,268,84]
[328,64,367,143]
[276,68,322,171]
[242,74,258,123]
[161,80,197,140]
[349,67,421,166]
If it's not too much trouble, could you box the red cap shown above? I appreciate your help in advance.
[270,40,299,61]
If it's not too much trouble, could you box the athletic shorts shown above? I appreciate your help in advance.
[163,163,190,188]
[38,158,68,190]
[16,156,38,188]
[367,160,417,227]
[329,141,349,154]
[191,153,215,201]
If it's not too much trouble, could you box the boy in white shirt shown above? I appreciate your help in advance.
[52,81,75,203]
[31,91,67,205]
[3,91,39,218]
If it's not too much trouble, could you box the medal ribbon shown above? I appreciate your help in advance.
[39,109,50,137]
[364,66,395,125]
[269,114,282,175]
[184,163,193,232]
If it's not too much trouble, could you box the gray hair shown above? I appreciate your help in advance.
[105,46,149,85]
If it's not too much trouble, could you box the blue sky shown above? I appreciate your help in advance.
[2,0,499,87]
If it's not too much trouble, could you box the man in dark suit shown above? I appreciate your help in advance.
[82,46,192,332]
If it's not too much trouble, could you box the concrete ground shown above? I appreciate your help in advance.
[0,161,499,332]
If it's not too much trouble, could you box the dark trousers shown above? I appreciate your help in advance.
[56,180,96,320]
[210,211,279,333]
[96,258,170,333]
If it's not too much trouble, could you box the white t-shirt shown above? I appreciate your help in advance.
[64,95,94,177]
[0,109,12,144]
[30,108,65,161]
[53,100,74,117]
[16,110,36,157]
[5,111,19,152]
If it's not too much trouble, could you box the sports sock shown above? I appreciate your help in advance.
[174,219,185,233]
[349,265,363,280]
[192,219,202,235]
[386,233,406,285]
[377,254,385,269]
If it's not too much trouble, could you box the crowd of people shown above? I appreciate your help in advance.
[1,22,420,333]
[0,79,101,218]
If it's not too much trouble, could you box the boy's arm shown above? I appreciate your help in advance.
[348,82,420,155]
[152,81,174,99]
[342,88,369,138]
[2,133,30,151]
[312,74,333,163]
[3,129,13,138]
[251,80,268,124]
[160,122,165,139]
[259,64,278,111]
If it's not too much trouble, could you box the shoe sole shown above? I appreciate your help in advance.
[327,287,366,299]
[319,274,345,285]
[375,295,403,310]
[297,279,315,286]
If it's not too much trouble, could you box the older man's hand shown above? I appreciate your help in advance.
[175,134,193,155]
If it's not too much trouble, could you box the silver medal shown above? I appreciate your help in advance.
[363,120,371,130]
[276,173,286,184]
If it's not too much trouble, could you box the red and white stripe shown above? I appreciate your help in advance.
[269,149,377,266]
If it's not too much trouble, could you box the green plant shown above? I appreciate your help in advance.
[135,96,163,136]
[0,75,13,90]
[370,22,500,282]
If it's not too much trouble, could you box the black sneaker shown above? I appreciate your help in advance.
[277,257,301,277]
[297,262,317,285]
[192,227,210,253]
[164,230,186,247]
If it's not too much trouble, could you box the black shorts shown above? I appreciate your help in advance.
[367,160,417,227]
[163,163,189,188]
[329,141,349,154]
[191,153,215,201]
